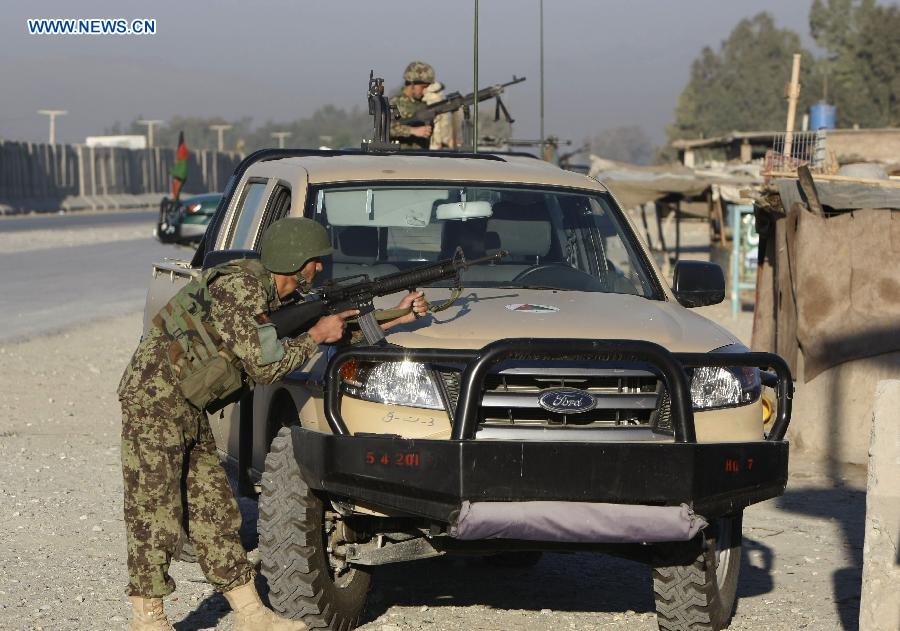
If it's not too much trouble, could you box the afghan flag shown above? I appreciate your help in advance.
[170,131,189,202]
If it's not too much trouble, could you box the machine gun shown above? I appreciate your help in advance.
[267,248,507,344]
[397,76,526,128]
[363,70,398,151]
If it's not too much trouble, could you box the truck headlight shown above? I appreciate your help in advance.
[339,360,444,410]
[689,366,761,410]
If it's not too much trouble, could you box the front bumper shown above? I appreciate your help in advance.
[293,338,793,533]
[292,427,788,523]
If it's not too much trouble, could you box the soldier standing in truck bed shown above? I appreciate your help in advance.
[390,61,436,150]
[117,218,427,630]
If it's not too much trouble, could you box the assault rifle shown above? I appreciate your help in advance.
[396,76,526,128]
[267,248,507,344]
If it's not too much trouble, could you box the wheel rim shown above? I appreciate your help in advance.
[714,517,733,587]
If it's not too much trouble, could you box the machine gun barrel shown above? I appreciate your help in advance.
[399,76,526,126]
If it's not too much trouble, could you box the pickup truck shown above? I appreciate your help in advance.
[143,147,792,631]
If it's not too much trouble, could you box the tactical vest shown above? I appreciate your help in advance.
[153,259,276,412]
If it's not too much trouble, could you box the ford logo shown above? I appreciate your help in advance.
[537,388,597,414]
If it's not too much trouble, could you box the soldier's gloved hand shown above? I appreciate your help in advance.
[307,309,358,344]
[410,125,433,138]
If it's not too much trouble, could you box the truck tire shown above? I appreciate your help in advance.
[652,513,742,631]
[259,428,371,629]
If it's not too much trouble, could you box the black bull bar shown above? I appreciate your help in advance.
[290,339,793,522]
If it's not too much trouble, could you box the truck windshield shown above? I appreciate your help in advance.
[308,183,656,298]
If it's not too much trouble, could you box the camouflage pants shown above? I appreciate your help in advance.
[120,369,253,598]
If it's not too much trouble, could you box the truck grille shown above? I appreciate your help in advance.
[436,367,673,434]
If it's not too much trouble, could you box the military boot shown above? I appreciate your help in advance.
[128,597,175,631]
[223,582,307,631]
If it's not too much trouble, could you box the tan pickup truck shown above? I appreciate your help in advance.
[143,148,793,631]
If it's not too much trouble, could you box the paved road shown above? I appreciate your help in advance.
[0,209,157,233]
[0,237,182,342]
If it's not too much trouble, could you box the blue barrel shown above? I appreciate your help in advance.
[810,102,836,130]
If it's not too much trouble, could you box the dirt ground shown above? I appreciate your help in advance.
[0,221,868,631]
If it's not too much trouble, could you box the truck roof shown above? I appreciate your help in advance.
[267,152,608,191]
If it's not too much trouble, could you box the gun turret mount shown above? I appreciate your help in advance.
[363,70,399,152]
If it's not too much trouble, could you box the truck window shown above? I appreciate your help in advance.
[308,182,658,298]
[253,184,291,248]
[228,179,268,249]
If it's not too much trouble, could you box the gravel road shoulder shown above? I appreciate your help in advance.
[0,224,155,254]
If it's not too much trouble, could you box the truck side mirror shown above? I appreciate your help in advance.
[673,260,725,308]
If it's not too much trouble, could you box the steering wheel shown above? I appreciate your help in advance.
[511,263,607,291]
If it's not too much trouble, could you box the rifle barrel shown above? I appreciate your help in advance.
[269,250,508,338]
[462,249,508,268]
[366,248,508,295]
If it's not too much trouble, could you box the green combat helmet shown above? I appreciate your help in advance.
[403,61,435,85]
[259,217,333,274]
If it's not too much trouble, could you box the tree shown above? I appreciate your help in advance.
[810,0,900,127]
[160,116,254,151]
[668,13,821,142]
[247,105,371,150]
[590,125,653,165]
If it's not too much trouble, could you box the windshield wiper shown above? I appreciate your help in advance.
[494,284,575,291]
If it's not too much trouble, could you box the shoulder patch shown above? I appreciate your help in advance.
[255,322,285,366]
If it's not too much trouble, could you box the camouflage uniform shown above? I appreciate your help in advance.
[117,260,318,598]
[390,61,435,150]
[391,93,430,150]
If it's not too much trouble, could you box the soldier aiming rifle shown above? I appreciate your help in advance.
[118,218,429,631]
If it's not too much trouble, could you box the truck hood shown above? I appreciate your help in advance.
[382,288,736,353]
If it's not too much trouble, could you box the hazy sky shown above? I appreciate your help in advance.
[1,0,817,147]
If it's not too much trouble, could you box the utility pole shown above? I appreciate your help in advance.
[271,131,291,149]
[137,119,163,148]
[783,54,802,159]
[473,0,479,153]
[539,0,544,151]
[209,124,233,151]
[37,109,67,144]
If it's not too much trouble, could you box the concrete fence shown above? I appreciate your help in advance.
[0,140,243,214]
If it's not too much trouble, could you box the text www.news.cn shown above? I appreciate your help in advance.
[27,18,156,35]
